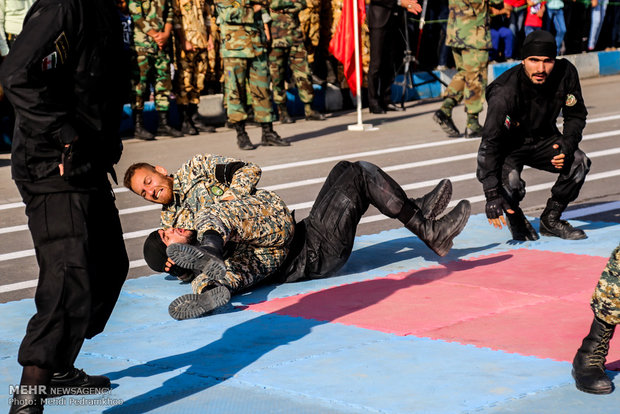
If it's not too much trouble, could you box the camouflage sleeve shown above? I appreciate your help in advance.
[270,0,302,11]
[129,0,154,33]
[226,161,261,199]
[165,0,174,25]
[216,0,256,24]
[172,0,183,30]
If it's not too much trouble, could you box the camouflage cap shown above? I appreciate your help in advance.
[521,30,556,60]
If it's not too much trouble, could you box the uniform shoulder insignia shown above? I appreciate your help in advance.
[54,32,69,64]
[210,185,224,196]
[41,51,57,71]
[565,94,577,107]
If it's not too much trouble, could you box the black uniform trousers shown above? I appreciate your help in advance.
[500,136,591,206]
[16,182,128,371]
[300,160,410,280]
[368,22,400,109]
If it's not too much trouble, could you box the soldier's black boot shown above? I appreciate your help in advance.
[572,317,615,394]
[540,199,587,240]
[278,103,295,124]
[9,391,44,414]
[304,103,325,121]
[48,367,111,397]
[179,105,199,136]
[189,103,215,132]
[506,207,539,241]
[156,111,183,137]
[233,121,255,150]
[133,109,155,140]
[261,122,290,146]
[404,200,471,257]
[465,112,482,138]
[166,232,231,320]
[433,98,460,137]
[411,179,453,220]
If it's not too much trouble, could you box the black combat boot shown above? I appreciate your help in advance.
[9,391,44,414]
[404,200,471,257]
[465,112,482,138]
[506,207,539,241]
[166,232,231,320]
[411,179,452,220]
[540,199,587,239]
[233,121,255,150]
[572,317,616,394]
[261,122,290,146]
[278,103,295,124]
[156,111,183,138]
[189,103,215,132]
[48,367,111,397]
[433,98,460,137]
[133,109,155,140]
[304,103,325,121]
[179,105,199,136]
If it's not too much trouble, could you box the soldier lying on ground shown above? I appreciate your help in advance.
[125,155,471,320]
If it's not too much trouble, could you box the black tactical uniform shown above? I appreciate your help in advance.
[477,58,591,240]
[0,0,129,410]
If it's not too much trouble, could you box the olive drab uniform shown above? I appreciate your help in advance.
[268,0,315,107]
[441,0,503,128]
[299,0,320,64]
[591,244,620,325]
[160,154,294,293]
[128,0,175,112]
[215,0,274,124]
[172,0,210,106]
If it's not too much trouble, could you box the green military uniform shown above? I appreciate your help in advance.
[129,0,175,112]
[173,0,210,106]
[160,153,295,293]
[438,0,503,134]
[268,0,315,107]
[215,0,273,124]
[591,244,620,325]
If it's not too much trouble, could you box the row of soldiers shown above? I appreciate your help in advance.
[126,0,350,149]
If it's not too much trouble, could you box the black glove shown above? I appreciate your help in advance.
[484,188,511,220]
[61,142,92,180]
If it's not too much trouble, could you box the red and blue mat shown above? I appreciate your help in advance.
[1,213,619,413]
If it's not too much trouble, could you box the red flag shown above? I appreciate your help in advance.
[328,0,366,96]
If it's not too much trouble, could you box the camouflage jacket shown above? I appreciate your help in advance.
[446,0,503,50]
[160,153,261,229]
[173,0,210,48]
[215,0,270,58]
[269,0,305,48]
[129,0,175,53]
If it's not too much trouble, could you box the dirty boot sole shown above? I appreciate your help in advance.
[428,200,471,257]
[168,286,231,320]
[167,244,226,280]
[412,179,452,220]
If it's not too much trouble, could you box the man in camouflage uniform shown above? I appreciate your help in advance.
[129,0,184,139]
[299,0,321,66]
[433,0,503,137]
[124,153,295,319]
[269,0,325,123]
[216,0,288,149]
[172,0,217,135]
[573,244,620,395]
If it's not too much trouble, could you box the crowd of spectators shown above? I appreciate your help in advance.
[0,0,619,148]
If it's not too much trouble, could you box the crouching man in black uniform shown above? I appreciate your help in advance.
[0,0,130,412]
[477,30,591,241]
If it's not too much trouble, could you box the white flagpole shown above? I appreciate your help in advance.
[348,0,376,131]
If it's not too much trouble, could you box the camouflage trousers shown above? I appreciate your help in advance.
[175,48,208,106]
[591,244,620,325]
[191,189,295,294]
[223,55,274,123]
[269,44,315,105]
[443,48,489,115]
[299,8,320,64]
[133,50,172,112]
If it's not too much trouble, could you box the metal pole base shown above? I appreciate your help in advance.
[347,123,378,131]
